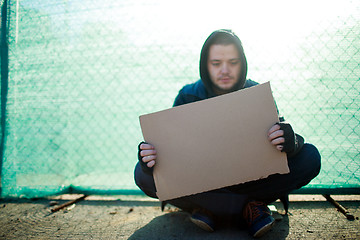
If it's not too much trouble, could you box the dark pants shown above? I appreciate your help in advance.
[134,143,321,217]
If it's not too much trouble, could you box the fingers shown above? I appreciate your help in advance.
[268,130,285,143]
[140,149,157,157]
[140,143,155,150]
[142,154,156,162]
[268,124,281,136]
[140,143,157,167]
[268,125,284,141]
[146,160,156,168]
[270,136,285,146]
[140,143,156,158]
[268,124,285,151]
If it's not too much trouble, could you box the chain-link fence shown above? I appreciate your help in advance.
[1,0,359,198]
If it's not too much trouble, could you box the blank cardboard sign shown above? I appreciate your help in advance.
[139,82,289,201]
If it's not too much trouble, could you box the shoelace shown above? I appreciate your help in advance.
[243,201,269,226]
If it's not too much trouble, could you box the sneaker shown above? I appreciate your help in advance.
[190,209,215,232]
[243,200,275,238]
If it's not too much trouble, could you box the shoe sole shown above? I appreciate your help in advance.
[253,220,275,238]
[190,217,215,232]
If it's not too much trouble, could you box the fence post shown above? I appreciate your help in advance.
[0,0,9,193]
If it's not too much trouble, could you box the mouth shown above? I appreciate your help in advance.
[219,77,232,83]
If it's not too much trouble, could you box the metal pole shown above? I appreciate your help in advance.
[323,194,355,220]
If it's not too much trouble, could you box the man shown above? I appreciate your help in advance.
[135,29,321,238]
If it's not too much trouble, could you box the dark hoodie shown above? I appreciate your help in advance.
[173,29,257,107]
[138,30,305,175]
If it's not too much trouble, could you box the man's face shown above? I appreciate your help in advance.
[207,44,241,95]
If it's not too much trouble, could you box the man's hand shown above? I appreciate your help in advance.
[268,122,299,155]
[139,143,157,168]
[268,124,285,151]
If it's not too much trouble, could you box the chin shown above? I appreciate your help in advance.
[218,85,235,91]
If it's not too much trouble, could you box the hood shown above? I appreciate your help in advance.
[199,29,248,97]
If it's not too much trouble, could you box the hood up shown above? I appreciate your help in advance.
[199,29,248,97]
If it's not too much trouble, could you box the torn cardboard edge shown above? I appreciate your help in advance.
[139,82,289,201]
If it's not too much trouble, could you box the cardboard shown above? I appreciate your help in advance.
[139,82,289,201]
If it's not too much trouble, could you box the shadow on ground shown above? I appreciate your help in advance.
[129,208,290,240]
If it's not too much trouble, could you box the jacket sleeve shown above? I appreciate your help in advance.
[137,141,154,175]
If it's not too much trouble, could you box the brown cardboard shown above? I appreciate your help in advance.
[139,82,289,201]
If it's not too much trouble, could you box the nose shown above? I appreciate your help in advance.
[220,63,229,74]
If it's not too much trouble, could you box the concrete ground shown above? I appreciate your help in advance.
[0,194,359,239]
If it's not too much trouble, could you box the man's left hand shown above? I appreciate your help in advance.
[268,124,285,151]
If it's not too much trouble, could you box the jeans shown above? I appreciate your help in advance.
[134,143,321,217]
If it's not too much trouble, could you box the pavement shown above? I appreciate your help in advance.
[0,194,359,239]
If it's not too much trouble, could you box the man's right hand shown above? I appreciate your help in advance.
[139,143,157,168]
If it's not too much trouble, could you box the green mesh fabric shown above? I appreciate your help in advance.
[1,0,359,198]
